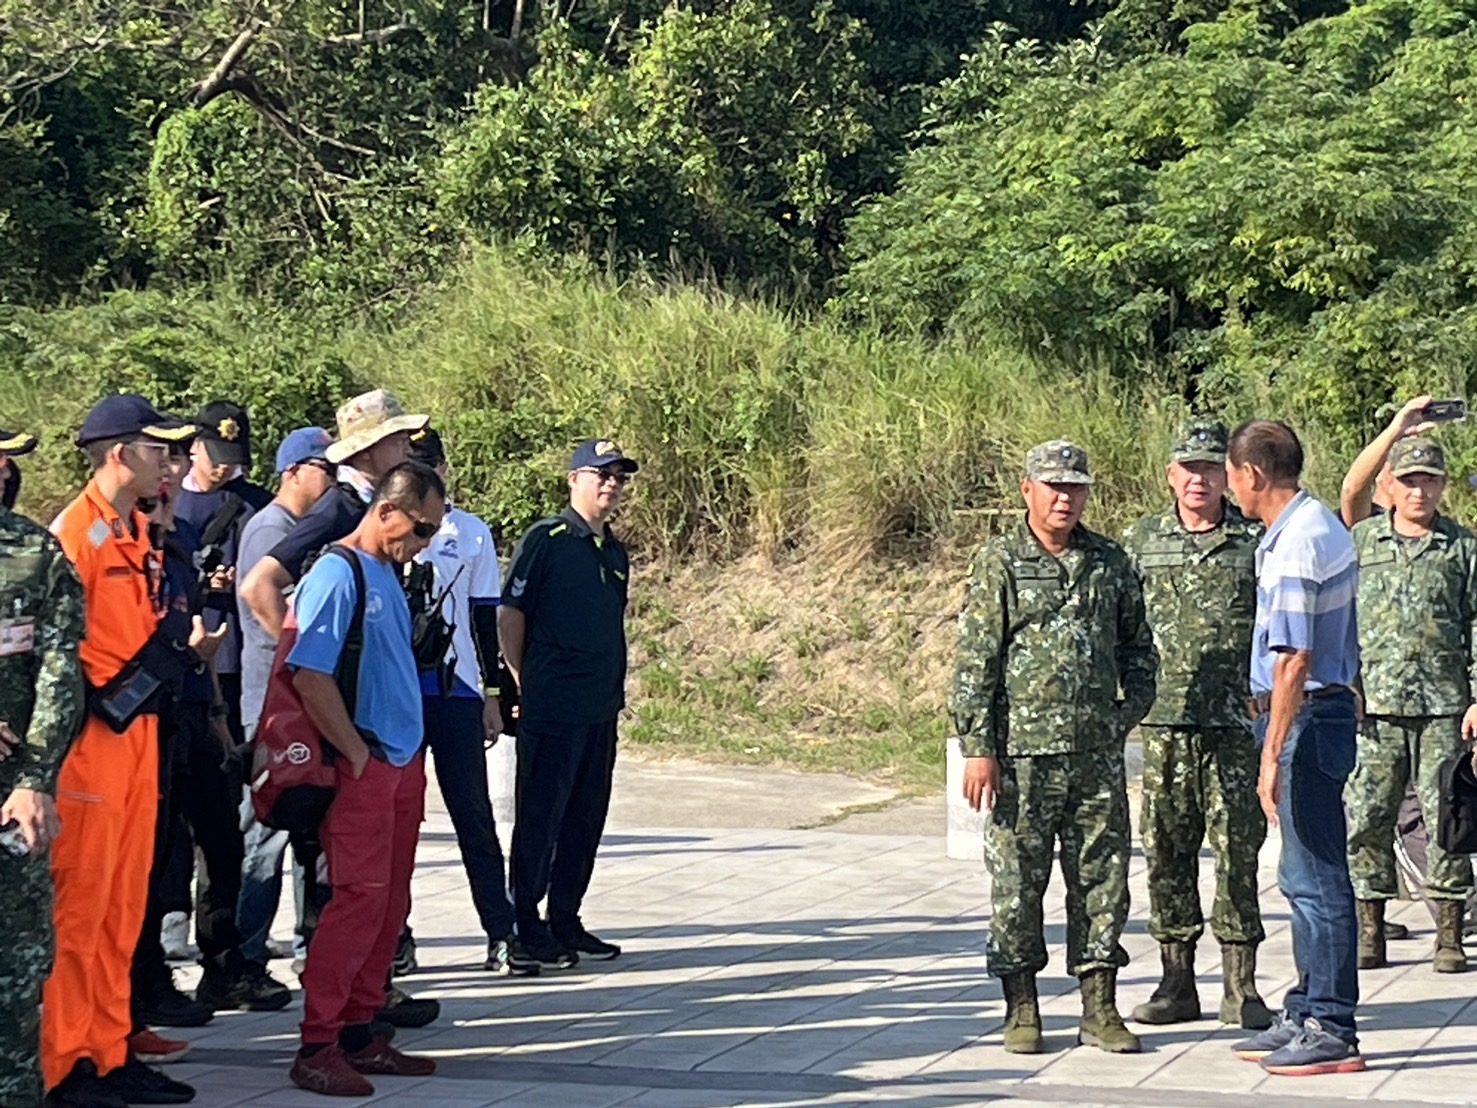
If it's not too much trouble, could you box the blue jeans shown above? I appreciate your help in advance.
[424,695,516,940]
[1256,690,1360,1046]
[236,724,306,964]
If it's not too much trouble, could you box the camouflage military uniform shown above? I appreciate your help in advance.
[1348,499,1477,905]
[1123,497,1265,945]
[952,497,1157,978]
[0,506,86,1108]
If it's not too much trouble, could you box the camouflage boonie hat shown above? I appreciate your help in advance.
[1389,435,1447,479]
[1025,440,1093,485]
[1170,418,1228,464]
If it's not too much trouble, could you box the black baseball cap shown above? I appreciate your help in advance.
[409,426,446,466]
[0,427,37,455]
[75,394,196,447]
[196,400,252,468]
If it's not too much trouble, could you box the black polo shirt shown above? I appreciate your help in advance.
[504,505,630,725]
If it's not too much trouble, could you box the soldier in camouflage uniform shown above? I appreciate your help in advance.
[1122,419,1273,1031]
[951,440,1158,1055]
[0,449,87,1108]
[1347,435,1477,973]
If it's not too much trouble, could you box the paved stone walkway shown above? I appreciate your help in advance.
[163,798,1477,1107]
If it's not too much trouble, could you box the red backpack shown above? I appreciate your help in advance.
[249,545,367,833]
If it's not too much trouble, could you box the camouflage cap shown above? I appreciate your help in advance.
[1389,435,1447,478]
[1025,440,1093,485]
[1170,417,1228,464]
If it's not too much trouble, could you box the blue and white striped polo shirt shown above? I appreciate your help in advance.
[1250,490,1360,696]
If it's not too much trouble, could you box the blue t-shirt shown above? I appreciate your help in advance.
[287,547,423,766]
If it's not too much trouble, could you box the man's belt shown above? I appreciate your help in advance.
[1247,684,1353,720]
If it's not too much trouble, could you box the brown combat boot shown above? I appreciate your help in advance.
[1218,941,1274,1029]
[1000,972,1045,1053]
[1357,899,1387,969]
[1130,940,1199,1024]
[1434,900,1469,974]
[1078,969,1142,1053]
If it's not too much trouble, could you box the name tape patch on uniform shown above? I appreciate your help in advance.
[0,618,35,657]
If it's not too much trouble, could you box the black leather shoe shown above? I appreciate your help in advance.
[100,1056,195,1104]
[45,1059,127,1108]
[135,977,215,1028]
[551,921,621,961]
[374,985,440,1028]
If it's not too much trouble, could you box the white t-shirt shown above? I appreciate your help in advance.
[414,504,501,698]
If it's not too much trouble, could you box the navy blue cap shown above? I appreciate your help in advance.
[196,400,252,468]
[569,438,639,473]
[76,394,195,447]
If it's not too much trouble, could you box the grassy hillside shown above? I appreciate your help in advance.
[5,248,1474,789]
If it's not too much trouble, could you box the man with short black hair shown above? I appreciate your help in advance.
[287,462,445,1098]
[1225,419,1364,1077]
[237,390,441,1031]
[502,439,638,969]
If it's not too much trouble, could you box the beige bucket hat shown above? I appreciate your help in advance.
[325,388,429,465]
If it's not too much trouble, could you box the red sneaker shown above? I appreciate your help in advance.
[289,1044,375,1097]
[344,1036,437,1077]
[127,1029,191,1064]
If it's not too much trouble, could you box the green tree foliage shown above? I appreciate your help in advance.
[439,3,882,284]
[844,0,1477,441]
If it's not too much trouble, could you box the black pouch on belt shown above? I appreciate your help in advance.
[88,612,202,733]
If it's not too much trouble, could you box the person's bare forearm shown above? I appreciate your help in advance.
[498,606,527,685]
[293,669,370,767]
[242,557,290,640]
[1263,649,1312,763]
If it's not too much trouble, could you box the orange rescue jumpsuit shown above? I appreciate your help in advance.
[43,480,161,1088]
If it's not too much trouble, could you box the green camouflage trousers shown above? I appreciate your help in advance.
[1347,715,1474,902]
[983,748,1131,977]
[0,852,51,1108]
[1139,726,1266,945]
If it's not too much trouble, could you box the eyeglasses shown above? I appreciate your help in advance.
[391,505,439,539]
[128,441,171,460]
[296,458,334,476]
[577,467,631,487]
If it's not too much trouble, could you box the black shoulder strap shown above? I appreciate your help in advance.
[325,545,369,714]
[200,492,248,549]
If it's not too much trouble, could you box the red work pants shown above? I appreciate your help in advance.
[300,750,425,1044]
[42,716,159,1089]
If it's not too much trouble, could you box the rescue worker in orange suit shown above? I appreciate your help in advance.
[44,395,201,1108]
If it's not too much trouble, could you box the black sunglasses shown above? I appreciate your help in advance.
[391,505,439,539]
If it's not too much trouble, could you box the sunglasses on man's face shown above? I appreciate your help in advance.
[578,467,631,487]
[391,505,439,539]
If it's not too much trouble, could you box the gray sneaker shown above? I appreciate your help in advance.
[1232,1009,1301,1060]
[1259,1018,1366,1076]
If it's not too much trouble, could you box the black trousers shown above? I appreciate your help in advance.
[134,701,248,1007]
[424,695,516,940]
[510,719,617,934]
